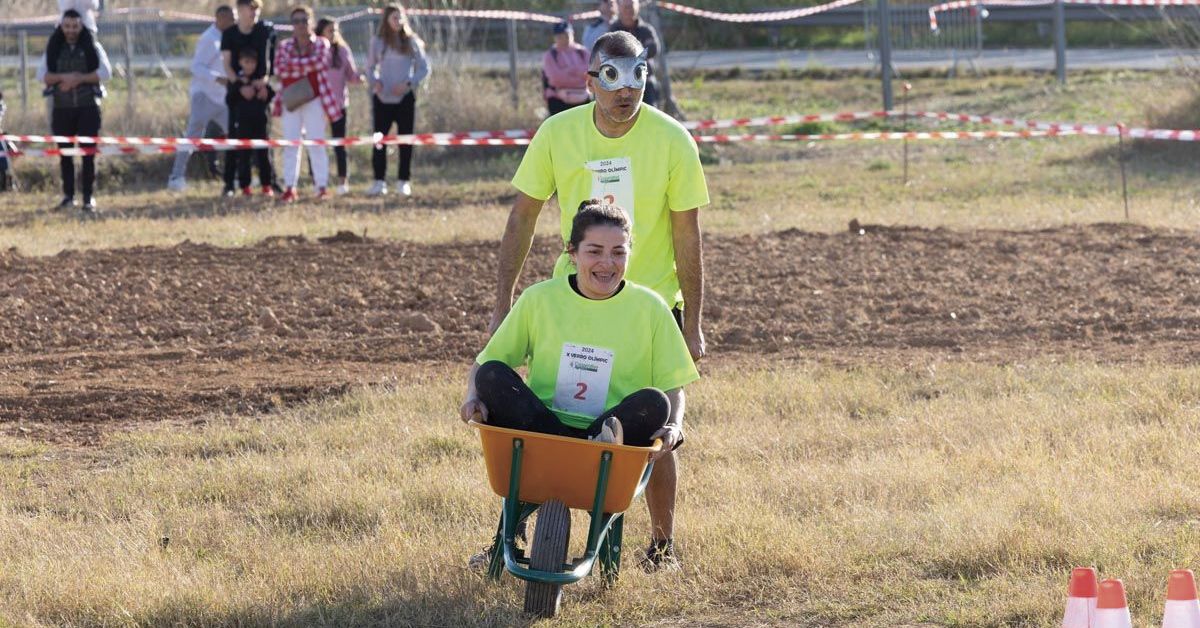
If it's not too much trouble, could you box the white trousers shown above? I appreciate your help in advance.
[281,98,329,189]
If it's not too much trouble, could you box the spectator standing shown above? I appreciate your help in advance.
[220,0,277,197]
[316,17,363,196]
[366,3,429,198]
[226,48,274,196]
[542,22,590,117]
[37,9,112,214]
[581,0,616,54]
[610,0,663,106]
[273,5,337,203]
[167,5,236,192]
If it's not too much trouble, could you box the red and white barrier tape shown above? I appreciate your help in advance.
[659,0,864,22]
[5,109,1196,158]
[6,0,859,28]
[696,129,1079,142]
[1,110,892,148]
[10,128,1084,157]
[911,111,1200,140]
[929,0,1200,29]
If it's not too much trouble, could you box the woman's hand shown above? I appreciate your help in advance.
[391,81,411,97]
[372,82,382,95]
[460,398,488,424]
[239,84,256,100]
[649,425,682,461]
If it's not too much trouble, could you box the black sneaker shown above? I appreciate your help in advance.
[81,198,98,216]
[221,186,236,198]
[640,538,681,572]
[55,196,76,211]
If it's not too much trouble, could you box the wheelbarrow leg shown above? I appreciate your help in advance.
[487,513,506,581]
[599,513,624,586]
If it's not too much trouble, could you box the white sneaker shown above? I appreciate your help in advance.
[366,180,387,196]
[167,177,187,192]
[336,182,350,196]
[397,180,412,197]
[589,417,624,445]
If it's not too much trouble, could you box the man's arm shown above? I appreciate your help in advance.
[490,191,546,333]
[670,208,705,361]
[221,50,236,82]
[650,387,686,461]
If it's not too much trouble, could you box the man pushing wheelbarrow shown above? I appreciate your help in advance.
[461,202,700,616]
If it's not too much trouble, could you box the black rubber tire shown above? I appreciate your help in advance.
[523,499,571,618]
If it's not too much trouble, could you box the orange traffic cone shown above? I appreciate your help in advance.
[1063,567,1099,628]
[1163,569,1200,628]
[1096,578,1133,628]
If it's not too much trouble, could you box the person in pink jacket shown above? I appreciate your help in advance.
[541,22,590,117]
[316,17,363,195]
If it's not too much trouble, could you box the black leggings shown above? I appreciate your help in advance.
[331,113,348,179]
[225,105,273,190]
[475,361,669,447]
[372,93,415,181]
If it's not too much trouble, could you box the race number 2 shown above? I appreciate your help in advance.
[553,343,615,418]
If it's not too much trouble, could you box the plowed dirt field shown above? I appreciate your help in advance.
[3,223,1199,443]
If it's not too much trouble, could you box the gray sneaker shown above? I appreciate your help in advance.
[589,416,623,445]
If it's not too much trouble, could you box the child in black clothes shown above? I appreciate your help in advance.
[225,47,275,196]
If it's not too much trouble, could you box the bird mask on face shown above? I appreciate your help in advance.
[589,50,649,91]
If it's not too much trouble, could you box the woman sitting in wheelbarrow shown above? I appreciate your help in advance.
[460,200,699,570]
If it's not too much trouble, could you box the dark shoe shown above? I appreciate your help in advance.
[467,521,529,571]
[221,186,236,198]
[55,196,77,211]
[640,539,681,573]
[80,198,98,216]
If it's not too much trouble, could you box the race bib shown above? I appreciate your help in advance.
[585,157,634,216]
[553,343,615,418]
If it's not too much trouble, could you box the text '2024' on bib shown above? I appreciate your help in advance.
[553,343,615,418]
[585,157,634,216]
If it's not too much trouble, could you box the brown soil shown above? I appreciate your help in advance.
[3,223,1199,443]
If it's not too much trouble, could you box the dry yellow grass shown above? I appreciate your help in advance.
[2,360,1199,626]
[2,135,1198,256]
[3,70,1199,626]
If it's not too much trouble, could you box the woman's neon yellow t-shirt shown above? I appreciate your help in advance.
[510,103,710,308]
[476,276,700,429]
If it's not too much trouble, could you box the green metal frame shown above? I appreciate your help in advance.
[486,437,654,586]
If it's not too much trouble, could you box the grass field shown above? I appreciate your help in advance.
[3,361,1200,625]
[2,71,1198,255]
[2,70,1200,626]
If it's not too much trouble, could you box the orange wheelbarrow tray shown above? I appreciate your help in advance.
[471,421,661,588]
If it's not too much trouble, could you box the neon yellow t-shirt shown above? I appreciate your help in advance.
[511,103,710,308]
[475,275,701,430]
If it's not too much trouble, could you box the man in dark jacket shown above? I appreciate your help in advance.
[611,0,663,106]
[219,0,278,196]
[37,8,112,214]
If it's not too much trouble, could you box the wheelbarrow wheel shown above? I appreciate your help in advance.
[524,499,570,618]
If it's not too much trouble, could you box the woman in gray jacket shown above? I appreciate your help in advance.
[366,3,429,197]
